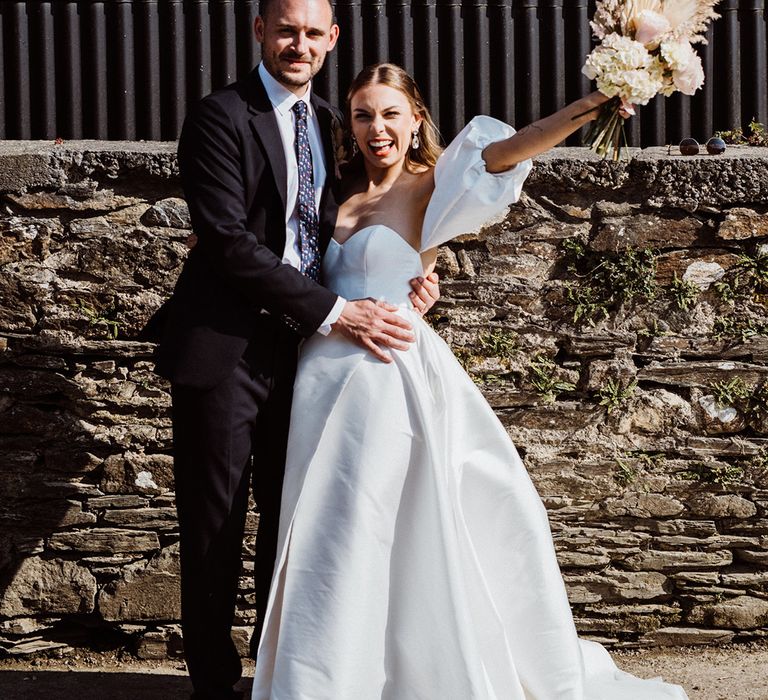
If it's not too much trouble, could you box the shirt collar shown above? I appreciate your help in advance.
[258,62,313,118]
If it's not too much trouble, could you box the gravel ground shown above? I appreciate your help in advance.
[614,642,768,700]
[0,642,766,699]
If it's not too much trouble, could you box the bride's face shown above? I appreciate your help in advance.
[350,84,422,172]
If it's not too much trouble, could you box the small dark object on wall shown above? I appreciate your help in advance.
[706,137,727,155]
[679,138,700,155]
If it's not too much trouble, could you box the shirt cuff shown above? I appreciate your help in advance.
[316,296,346,336]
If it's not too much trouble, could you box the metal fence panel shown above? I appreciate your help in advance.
[0,0,766,145]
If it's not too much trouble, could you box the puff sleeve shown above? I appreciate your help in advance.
[419,115,533,252]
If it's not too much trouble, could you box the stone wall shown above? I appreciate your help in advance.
[1,141,767,659]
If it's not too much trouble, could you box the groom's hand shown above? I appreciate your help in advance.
[333,299,415,363]
[409,272,440,316]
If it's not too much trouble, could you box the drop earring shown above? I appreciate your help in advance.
[411,130,420,150]
[351,138,358,156]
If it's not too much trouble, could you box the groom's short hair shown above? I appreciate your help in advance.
[259,0,335,21]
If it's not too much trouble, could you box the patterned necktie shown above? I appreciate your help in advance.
[291,100,321,280]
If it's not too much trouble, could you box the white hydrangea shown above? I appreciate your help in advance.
[604,33,654,69]
[622,68,665,104]
[582,33,663,105]
[660,40,696,70]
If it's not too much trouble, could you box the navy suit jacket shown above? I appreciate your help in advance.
[154,68,341,388]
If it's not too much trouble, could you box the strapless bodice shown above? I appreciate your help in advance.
[319,117,535,310]
[323,116,531,306]
[322,226,424,307]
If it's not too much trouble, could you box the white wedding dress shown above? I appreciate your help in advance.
[251,117,688,700]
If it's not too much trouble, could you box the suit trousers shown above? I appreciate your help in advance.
[171,319,300,697]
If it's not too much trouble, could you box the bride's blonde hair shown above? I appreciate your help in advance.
[344,63,443,173]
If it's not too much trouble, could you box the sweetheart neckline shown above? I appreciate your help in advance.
[330,225,421,254]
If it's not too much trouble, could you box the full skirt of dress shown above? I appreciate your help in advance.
[251,308,689,700]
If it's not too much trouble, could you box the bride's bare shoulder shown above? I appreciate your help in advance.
[410,166,436,198]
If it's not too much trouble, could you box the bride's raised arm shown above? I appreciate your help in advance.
[482,91,628,173]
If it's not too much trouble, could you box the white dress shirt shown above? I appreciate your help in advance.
[258,63,345,335]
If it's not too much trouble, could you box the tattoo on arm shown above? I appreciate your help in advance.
[516,124,544,137]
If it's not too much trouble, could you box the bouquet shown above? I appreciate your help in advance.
[582,0,720,159]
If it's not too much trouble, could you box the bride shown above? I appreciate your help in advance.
[251,63,687,700]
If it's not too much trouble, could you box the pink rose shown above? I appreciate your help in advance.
[634,10,671,46]
[673,55,705,95]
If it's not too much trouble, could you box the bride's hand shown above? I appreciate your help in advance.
[577,91,635,121]
[618,99,636,119]
[333,299,416,363]
[409,272,440,316]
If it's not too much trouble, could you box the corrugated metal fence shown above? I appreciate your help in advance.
[1,0,766,145]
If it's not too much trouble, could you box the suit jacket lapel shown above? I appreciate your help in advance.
[246,70,338,252]
[245,69,288,214]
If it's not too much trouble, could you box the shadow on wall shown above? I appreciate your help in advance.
[0,332,176,657]
[0,145,257,659]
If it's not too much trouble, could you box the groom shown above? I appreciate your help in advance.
[154,0,439,697]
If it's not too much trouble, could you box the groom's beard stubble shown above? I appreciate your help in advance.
[269,50,325,89]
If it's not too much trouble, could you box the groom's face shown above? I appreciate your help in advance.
[255,0,339,93]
